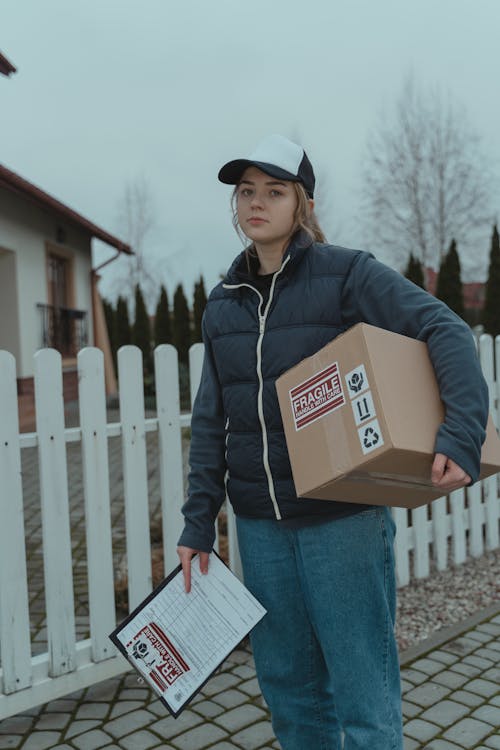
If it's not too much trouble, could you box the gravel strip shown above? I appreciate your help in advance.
[395,547,500,650]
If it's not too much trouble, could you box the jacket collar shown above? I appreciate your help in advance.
[224,229,313,285]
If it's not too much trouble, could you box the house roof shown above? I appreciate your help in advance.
[0,52,17,76]
[0,163,132,253]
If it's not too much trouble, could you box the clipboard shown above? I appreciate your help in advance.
[109,551,266,717]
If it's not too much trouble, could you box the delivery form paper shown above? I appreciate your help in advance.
[109,552,266,717]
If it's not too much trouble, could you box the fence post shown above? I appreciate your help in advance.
[155,345,185,574]
[479,334,500,549]
[450,488,467,565]
[392,507,410,587]
[0,351,32,693]
[226,504,243,580]
[189,343,204,411]
[412,505,430,579]
[34,349,76,676]
[467,482,484,558]
[188,343,220,553]
[431,496,448,571]
[483,475,499,551]
[78,348,116,661]
[118,346,152,609]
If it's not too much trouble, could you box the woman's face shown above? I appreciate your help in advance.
[236,166,298,251]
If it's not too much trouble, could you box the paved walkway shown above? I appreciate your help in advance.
[0,605,499,749]
[1,407,498,749]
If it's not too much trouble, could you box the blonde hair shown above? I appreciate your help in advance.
[291,182,326,244]
[231,181,326,268]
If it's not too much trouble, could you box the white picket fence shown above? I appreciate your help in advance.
[0,335,499,720]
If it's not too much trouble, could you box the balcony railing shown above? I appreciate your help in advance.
[37,304,88,357]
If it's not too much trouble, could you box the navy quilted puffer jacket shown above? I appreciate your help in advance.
[178,231,488,552]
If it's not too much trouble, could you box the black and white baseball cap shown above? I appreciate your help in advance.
[218,134,315,198]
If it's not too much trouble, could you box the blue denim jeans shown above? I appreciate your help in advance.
[236,507,403,750]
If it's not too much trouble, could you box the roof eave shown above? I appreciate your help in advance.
[0,164,132,254]
[0,52,17,77]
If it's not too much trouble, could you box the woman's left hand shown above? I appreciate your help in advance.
[431,453,471,492]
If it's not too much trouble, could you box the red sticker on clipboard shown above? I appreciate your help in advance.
[127,622,190,691]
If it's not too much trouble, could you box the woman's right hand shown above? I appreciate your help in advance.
[177,546,210,593]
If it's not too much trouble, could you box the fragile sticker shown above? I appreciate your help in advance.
[358,418,384,455]
[289,361,345,430]
[345,364,369,399]
[127,622,190,694]
[351,390,376,426]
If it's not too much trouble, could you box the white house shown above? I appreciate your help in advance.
[0,163,131,427]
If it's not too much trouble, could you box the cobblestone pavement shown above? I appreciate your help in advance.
[1,407,499,749]
[0,609,499,749]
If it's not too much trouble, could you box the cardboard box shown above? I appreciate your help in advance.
[275,323,500,508]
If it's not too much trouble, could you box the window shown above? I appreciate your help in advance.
[47,253,69,309]
[39,246,87,357]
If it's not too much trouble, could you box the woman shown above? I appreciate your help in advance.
[177,134,488,750]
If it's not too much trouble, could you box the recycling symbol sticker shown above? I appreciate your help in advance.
[363,426,379,448]
[358,418,384,455]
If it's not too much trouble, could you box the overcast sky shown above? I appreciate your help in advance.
[2,0,500,306]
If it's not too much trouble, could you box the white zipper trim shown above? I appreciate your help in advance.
[223,417,230,501]
[223,255,291,520]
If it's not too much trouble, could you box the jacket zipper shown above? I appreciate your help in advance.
[223,255,290,520]
[224,417,230,501]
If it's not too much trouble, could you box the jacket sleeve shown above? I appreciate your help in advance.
[177,315,226,552]
[340,251,489,483]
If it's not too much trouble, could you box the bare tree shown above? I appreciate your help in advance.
[287,127,341,242]
[312,167,344,242]
[112,177,158,309]
[361,76,493,271]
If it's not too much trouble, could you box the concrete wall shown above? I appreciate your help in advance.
[0,186,94,377]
